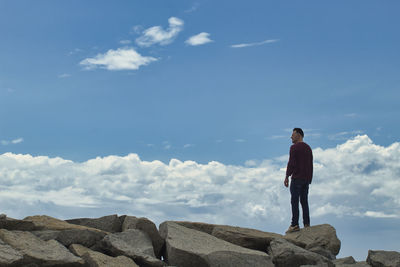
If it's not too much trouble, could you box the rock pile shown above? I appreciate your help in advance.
[0,214,398,267]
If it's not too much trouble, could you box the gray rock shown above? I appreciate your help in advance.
[285,224,341,257]
[173,221,217,235]
[31,230,61,241]
[173,221,283,252]
[101,229,166,267]
[23,215,106,233]
[268,238,334,267]
[66,214,122,233]
[0,217,39,231]
[70,243,139,267]
[334,256,357,265]
[0,239,25,266]
[122,215,164,258]
[367,250,400,267]
[159,221,274,267]
[0,229,85,266]
[309,246,336,260]
[335,262,371,267]
[211,224,283,252]
[32,229,107,247]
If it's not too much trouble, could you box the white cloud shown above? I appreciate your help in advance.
[68,48,83,56]
[183,144,195,149]
[119,40,132,45]
[136,17,184,47]
[80,48,157,71]
[185,32,213,46]
[11,138,23,144]
[345,113,357,118]
[1,138,23,145]
[131,25,143,34]
[328,130,364,140]
[185,3,200,13]
[364,211,398,218]
[231,39,279,48]
[0,135,399,229]
[58,73,71,78]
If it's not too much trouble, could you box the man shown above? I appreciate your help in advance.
[284,128,313,233]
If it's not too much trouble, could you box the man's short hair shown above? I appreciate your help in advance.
[293,128,304,137]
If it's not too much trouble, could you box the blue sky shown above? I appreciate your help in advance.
[0,0,399,261]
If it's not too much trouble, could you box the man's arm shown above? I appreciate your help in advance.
[310,150,313,184]
[284,145,295,187]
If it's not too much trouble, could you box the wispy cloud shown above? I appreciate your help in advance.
[267,135,288,140]
[58,73,71,78]
[185,32,213,46]
[364,211,398,218]
[235,139,246,143]
[136,17,184,47]
[119,40,132,45]
[328,130,364,140]
[1,138,24,145]
[183,144,195,149]
[80,48,157,71]
[163,141,172,150]
[231,39,279,48]
[345,113,357,118]
[185,3,200,13]
[131,25,143,34]
[68,48,83,56]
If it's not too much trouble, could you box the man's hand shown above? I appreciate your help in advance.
[284,177,289,188]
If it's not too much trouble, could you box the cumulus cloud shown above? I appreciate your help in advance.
[80,48,157,71]
[0,135,399,231]
[136,17,184,47]
[231,39,279,48]
[185,32,213,46]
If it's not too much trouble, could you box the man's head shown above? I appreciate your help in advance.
[291,128,304,143]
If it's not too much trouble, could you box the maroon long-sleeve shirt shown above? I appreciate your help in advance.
[286,141,313,183]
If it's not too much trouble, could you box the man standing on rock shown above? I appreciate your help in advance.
[284,128,313,233]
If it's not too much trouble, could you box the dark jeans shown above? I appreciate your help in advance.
[290,178,310,227]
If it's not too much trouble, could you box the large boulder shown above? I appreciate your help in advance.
[101,229,166,267]
[367,250,400,267]
[284,224,341,258]
[267,238,334,267]
[66,214,122,233]
[0,217,39,231]
[70,243,139,267]
[32,228,107,247]
[173,221,217,235]
[0,239,24,266]
[159,221,274,267]
[173,221,283,252]
[122,215,164,258]
[335,262,371,267]
[334,256,357,265]
[23,215,106,233]
[0,229,85,266]
[211,225,283,252]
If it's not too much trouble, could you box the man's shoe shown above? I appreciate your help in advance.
[285,225,300,234]
[304,224,310,228]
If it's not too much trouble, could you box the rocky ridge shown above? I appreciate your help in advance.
[0,214,398,267]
